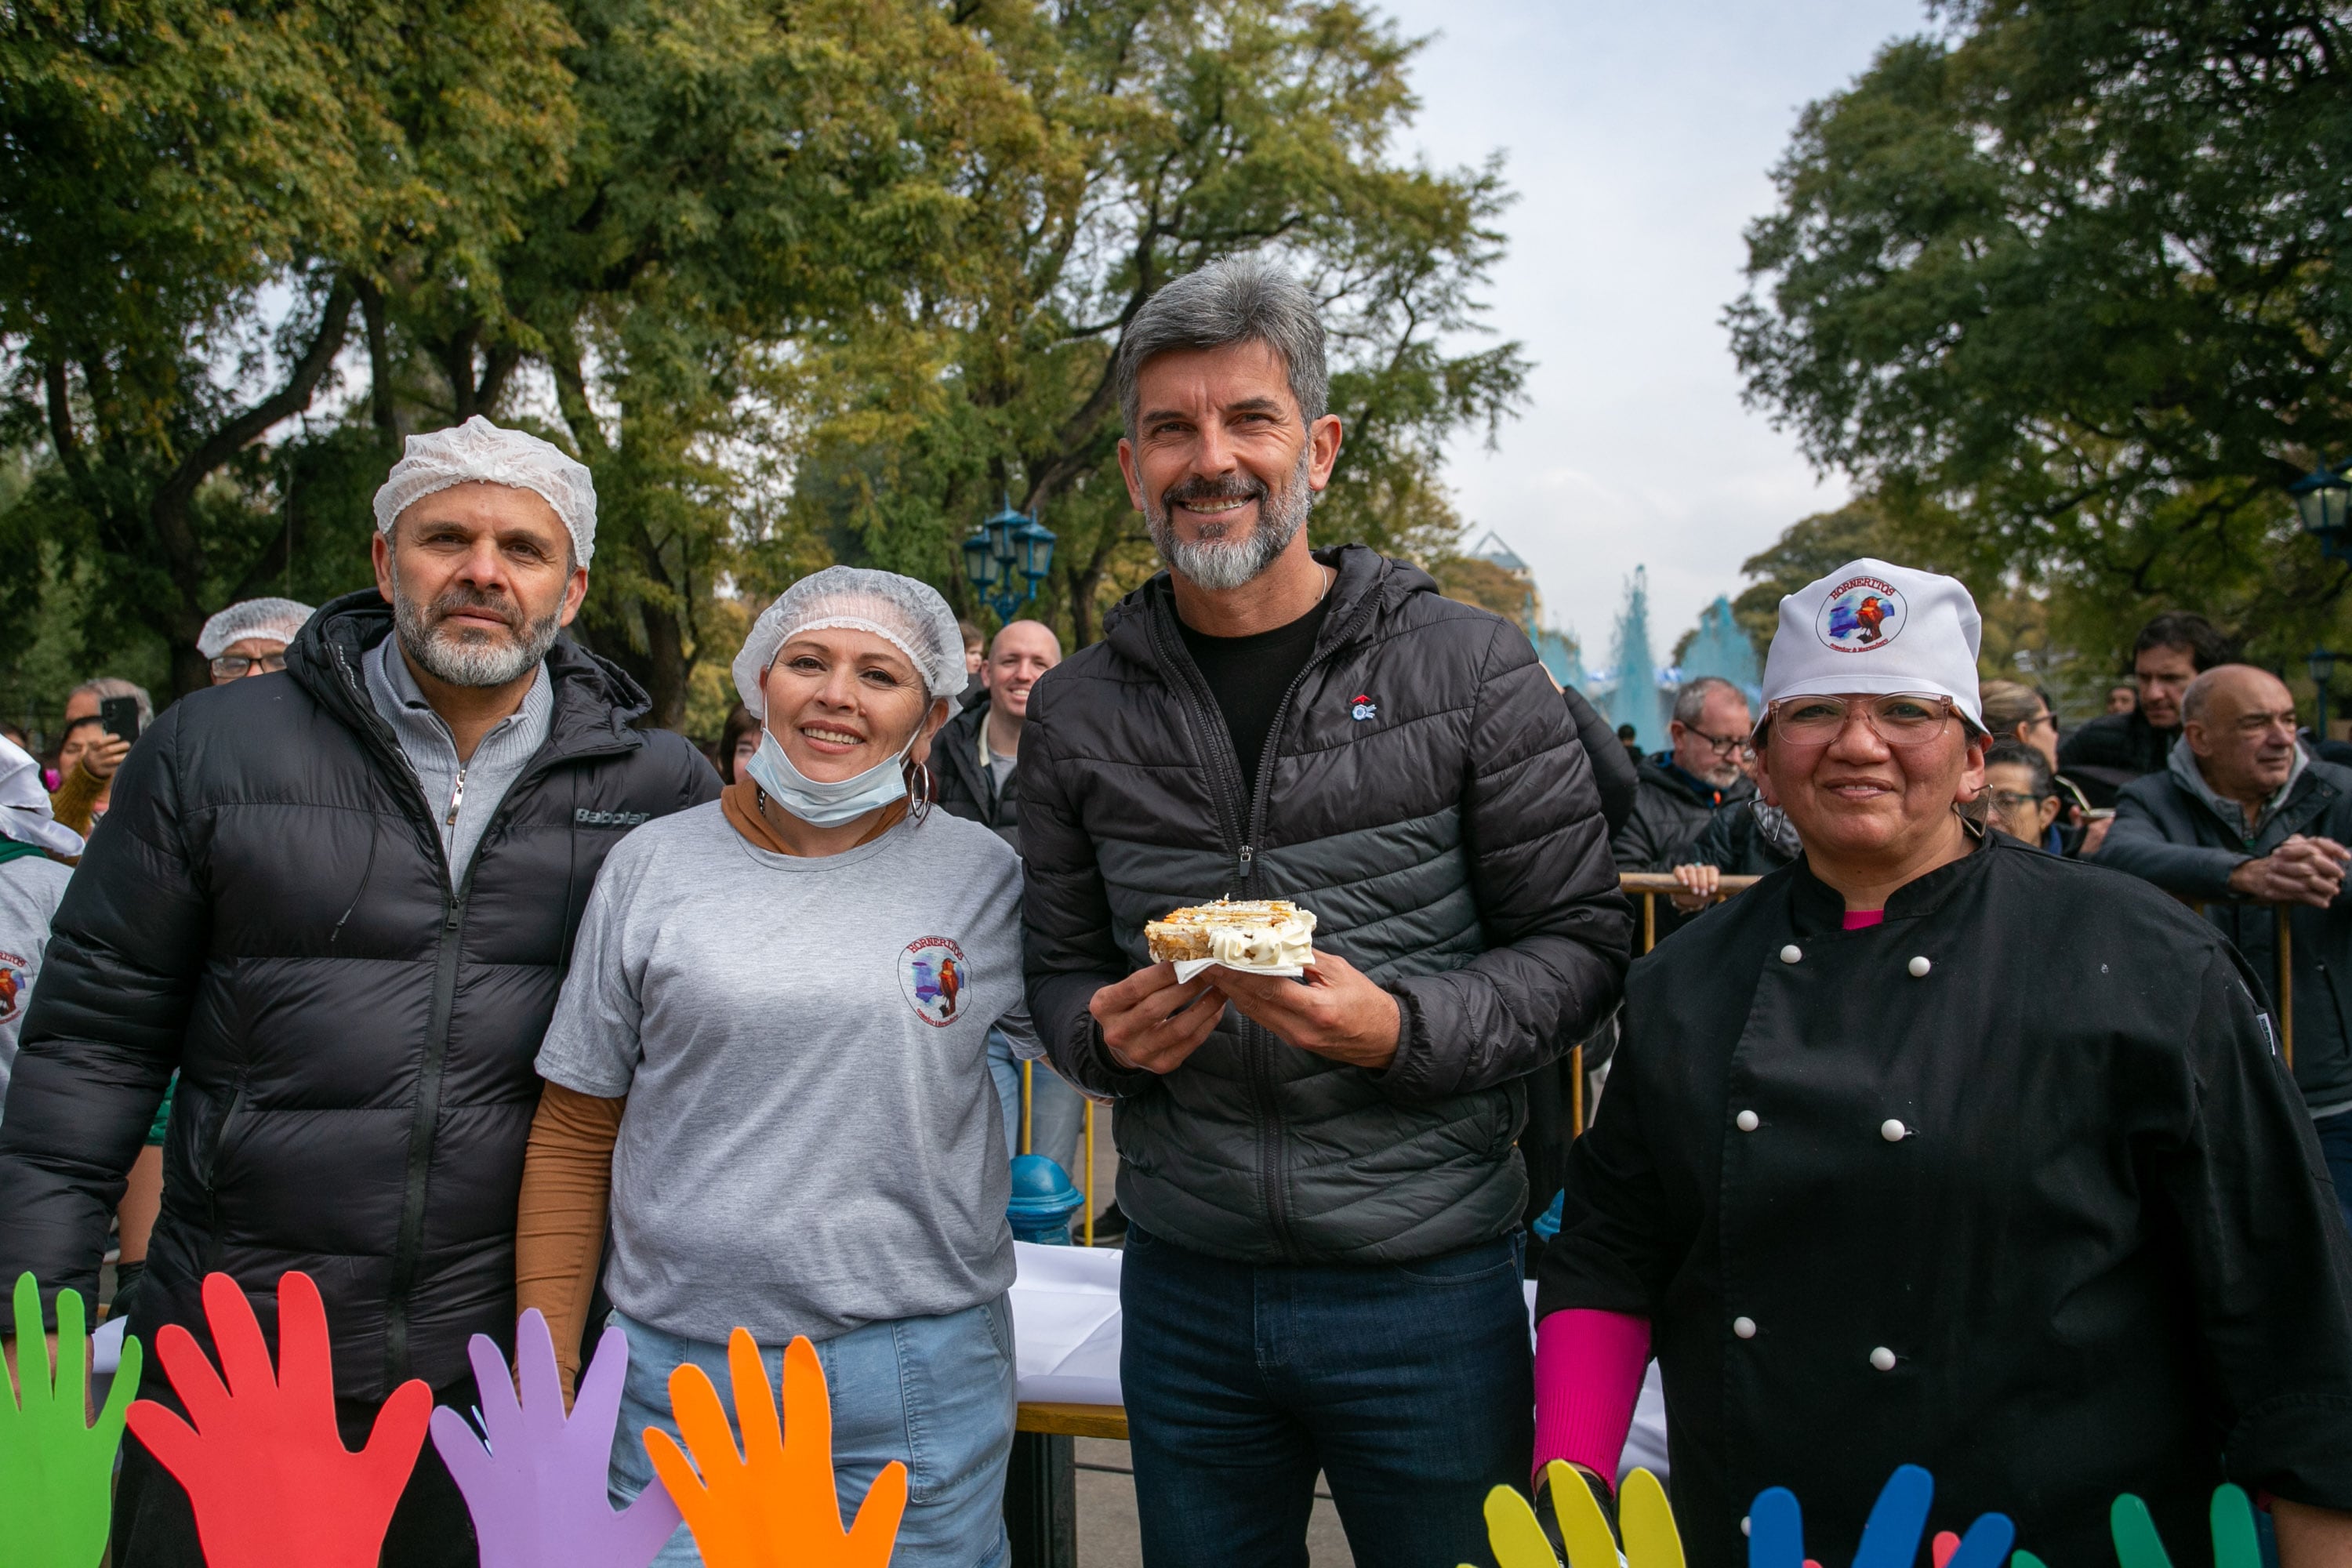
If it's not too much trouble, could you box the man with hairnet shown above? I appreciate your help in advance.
[197,595,315,683]
[0,416,720,1567]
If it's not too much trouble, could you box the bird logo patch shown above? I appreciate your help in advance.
[1349,694,1378,721]
[898,936,968,1027]
[0,950,24,1024]
[1817,575,1906,653]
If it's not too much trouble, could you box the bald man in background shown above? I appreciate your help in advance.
[933,620,1089,1193]
[2101,663,2352,1227]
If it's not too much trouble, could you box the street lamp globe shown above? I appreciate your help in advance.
[2292,458,2351,559]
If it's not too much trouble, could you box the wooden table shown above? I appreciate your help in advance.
[1006,1403,1128,1568]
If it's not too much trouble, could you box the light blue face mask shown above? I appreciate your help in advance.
[742,719,918,828]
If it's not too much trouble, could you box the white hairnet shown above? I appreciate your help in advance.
[372,416,598,568]
[0,735,83,858]
[732,566,967,721]
[198,597,316,659]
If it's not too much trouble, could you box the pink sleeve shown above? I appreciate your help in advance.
[1532,1308,1652,1490]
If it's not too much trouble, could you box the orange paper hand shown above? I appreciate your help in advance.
[644,1331,906,1568]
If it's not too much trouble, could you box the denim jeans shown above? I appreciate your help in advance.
[1120,1223,1533,1568]
[607,1298,1016,1568]
[988,1027,1086,1175]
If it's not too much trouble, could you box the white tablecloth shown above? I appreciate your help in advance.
[1009,1240,1670,1484]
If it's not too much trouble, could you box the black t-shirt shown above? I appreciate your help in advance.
[1178,593,1332,797]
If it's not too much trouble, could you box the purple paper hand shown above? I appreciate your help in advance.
[430,1310,683,1568]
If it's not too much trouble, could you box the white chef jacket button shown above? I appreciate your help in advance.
[1907,955,1932,978]
[1741,1518,1752,1538]
[1871,1346,1897,1371]
[1733,1316,1757,1339]
[1779,944,1802,964]
[1736,1109,1760,1132]
[1881,1118,1907,1142]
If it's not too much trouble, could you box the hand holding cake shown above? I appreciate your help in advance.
[1141,898,1399,1071]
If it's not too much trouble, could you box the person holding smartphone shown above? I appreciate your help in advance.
[46,677,147,837]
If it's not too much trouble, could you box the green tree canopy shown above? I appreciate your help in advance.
[1729,0,2352,677]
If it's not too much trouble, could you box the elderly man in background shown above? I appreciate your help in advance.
[2098,663,2352,1229]
[1022,256,1628,1567]
[1617,676,1755,934]
[934,619,1091,1189]
[197,596,315,683]
[0,416,719,1568]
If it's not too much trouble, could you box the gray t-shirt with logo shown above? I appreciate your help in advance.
[535,800,1033,1345]
[0,852,74,1120]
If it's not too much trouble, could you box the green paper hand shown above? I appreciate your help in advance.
[0,1272,143,1568]
[2111,1486,2261,1568]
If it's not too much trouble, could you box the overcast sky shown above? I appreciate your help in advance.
[1372,0,1929,662]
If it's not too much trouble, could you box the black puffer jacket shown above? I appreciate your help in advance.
[0,593,718,1399]
[1022,545,1632,1263]
[931,695,1020,848]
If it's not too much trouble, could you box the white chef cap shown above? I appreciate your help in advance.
[197,597,316,659]
[0,735,84,858]
[372,416,597,568]
[1762,557,1985,731]
[732,566,967,721]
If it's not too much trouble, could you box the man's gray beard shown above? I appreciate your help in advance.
[1145,448,1315,593]
[392,581,560,688]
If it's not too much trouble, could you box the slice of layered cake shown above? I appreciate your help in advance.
[1145,898,1317,969]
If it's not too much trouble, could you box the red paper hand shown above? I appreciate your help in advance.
[126,1270,431,1568]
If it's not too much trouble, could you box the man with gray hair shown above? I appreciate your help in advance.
[0,416,718,1567]
[1022,254,1629,1565]
[1612,675,1755,877]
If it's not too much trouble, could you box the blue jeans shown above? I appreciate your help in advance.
[988,1028,1086,1174]
[1120,1223,1533,1568]
[607,1299,1016,1568]
[2314,1109,2352,1239]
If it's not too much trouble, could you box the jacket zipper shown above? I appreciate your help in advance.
[1146,575,1381,1263]
[327,639,635,1388]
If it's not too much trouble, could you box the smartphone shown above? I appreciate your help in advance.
[100,695,141,743]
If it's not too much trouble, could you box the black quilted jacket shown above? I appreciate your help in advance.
[1022,545,1632,1263]
[0,593,718,1400]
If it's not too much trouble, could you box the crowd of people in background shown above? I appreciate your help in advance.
[4,257,2352,1568]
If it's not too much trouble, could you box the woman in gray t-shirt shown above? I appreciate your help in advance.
[524,568,1036,1568]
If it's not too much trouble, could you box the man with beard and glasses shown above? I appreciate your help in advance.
[1021,256,1629,1568]
[0,416,719,1568]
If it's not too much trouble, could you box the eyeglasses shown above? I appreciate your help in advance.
[1766,693,1958,749]
[1686,728,1748,757]
[209,652,286,679]
[1987,789,2052,813]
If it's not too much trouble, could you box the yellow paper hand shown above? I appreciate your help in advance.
[643,1330,906,1568]
[1468,1465,1684,1568]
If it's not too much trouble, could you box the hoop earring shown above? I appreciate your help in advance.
[906,759,934,826]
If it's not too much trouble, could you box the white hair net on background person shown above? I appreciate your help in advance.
[732,567,968,721]
[371,415,598,567]
[0,736,83,858]
[197,597,316,660]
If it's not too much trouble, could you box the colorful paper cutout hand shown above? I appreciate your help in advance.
[1,1272,141,1568]
[2108,1485,2261,1568]
[644,1330,906,1568]
[430,1308,684,1568]
[1473,1465,1683,1568]
[1748,1465,2014,1568]
[126,1270,431,1568]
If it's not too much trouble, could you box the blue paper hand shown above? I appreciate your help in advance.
[1750,1465,2014,1568]
[429,1309,682,1568]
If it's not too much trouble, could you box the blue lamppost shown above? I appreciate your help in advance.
[962,495,1056,622]
[2293,457,2351,560]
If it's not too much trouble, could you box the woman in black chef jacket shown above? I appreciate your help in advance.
[1533,558,2352,1568]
